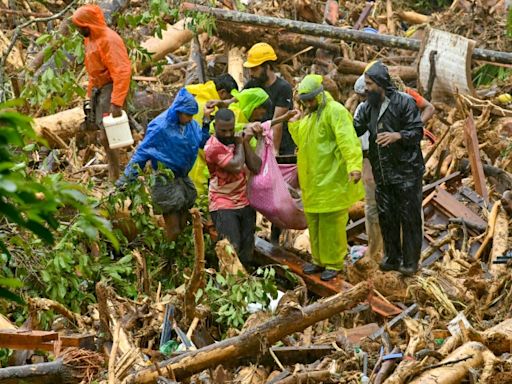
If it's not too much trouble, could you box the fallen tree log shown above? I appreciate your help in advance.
[184,209,206,323]
[141,19,194,63]
[122,281,370,383]
[33,107,84,142]
[0,348,104,384]
[335,58,417,80]
[409,342,495,384]
[0,359,65,384]
[181,2,512,65]
[396,11,431,25]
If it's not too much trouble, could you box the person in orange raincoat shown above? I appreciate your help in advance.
[72,5,131,181]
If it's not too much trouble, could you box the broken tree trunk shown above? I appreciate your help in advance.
[396,11,430,25]
[409,342,495,384]
[228,46,245,89]
[0,359,65,384]
[185,35,206,85]
[336,58,417,80]
[33,107,84,141]
[141,19,194,63]
[184,208,206,323]
[181,2,512,65]
[122,282,370,383]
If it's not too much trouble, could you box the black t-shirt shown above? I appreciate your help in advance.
[244,76,296,155]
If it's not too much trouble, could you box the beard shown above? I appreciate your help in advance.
[367,91,382,107]
[252,71,269,87]
[217,136,236,146]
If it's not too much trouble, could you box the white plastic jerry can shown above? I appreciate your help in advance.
[102,110,134,149]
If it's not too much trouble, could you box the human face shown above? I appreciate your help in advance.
[218,89,231,100]
[77,26,90,37]
[250,107,267,122]
[249,65,269,86]
[301,97,319,111]
[364,75,384,107]
[364,76,384,98]
[215,119,236,145]
[178,113,193,125]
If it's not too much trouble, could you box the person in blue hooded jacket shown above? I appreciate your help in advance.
[120,88,210,240]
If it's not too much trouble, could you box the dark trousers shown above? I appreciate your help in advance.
[211,206,256,266]
[375,178,423,269]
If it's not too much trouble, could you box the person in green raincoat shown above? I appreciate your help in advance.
[289,74,364,281]
[186,74,238,196]
[229,87,272,133]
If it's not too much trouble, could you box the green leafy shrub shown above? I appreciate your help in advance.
[200,267,279,332]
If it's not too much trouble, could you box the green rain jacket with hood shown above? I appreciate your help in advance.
[353,61,424,186]
[229,88,270,131]
[289,74,364,213]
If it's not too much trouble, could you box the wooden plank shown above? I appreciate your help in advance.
[254,237,402,317]
[431,188,487,234]
[0,330,58,352]
[463,113,489,203]
[0,315,16,330]
[0,330,95,351]
[422,171,462,195]
[369,304,419,341]
[347,218,366,241]
[341,323,380,344]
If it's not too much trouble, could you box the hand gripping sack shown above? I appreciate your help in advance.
[248,121,307,229]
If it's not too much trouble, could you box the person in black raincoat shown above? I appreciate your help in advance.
[353,61,424,276]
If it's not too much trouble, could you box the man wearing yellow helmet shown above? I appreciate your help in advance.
[289,74,364,281]
[244,42,295,245]
[243,43,294,155]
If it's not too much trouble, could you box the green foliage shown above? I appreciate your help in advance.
[21,31,86,114]
[200,267,279,332]
[106,166,214,291]
[185,12,217,36]
[473,64,512,87]
[0,104,116,308]
[20,0,179,114]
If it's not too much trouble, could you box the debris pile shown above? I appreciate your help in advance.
[0,0,511,383]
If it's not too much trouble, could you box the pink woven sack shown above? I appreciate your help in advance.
[248,121,307,229]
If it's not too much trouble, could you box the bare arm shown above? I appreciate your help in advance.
[270,109,300,128]
[271,106,289,153]
[420,100,435,124]
[221,138,245,174]
[243,128,262,174]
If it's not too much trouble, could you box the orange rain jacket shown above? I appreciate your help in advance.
[72,5,131,106]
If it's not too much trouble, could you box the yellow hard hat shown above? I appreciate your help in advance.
[243,42,277,68]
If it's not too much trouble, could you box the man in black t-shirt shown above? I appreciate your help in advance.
[243,42,295,156]
[243,42,296,245]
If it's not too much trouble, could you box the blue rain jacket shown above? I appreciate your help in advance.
[123,88,210,178]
